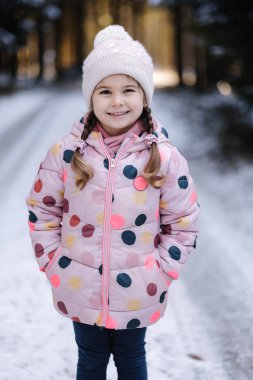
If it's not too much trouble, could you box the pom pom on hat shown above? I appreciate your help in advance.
[94,25,132,47]
[82,25,154,109]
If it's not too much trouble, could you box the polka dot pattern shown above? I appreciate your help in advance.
[133,176,148,191]
[57,301,68,314]
[147,283,157,296]
[69,215,80,227]
[104,158,109,170]
[34,179,43,193]
[69,276,82,289]
[154,234,160,248]
[159,291,167,303]
[43,196,56,207]
[150,310,161,323]
[127,319,141,329]
[82,224,95,237]
[65,235,75,248]
[63,149,74,163]
[133,191,147,205]
[63,198,69,213]
[117,273,132,287]
[135,214,147,226]
[111,214,125,229]
[123,165,137,179]
[178,176,188,189]
[58,256,72,269]
[121,230,136,245]
[161,127,169,138]
[72,317,81,323]
[35,243,44,258]
[29,211,37,223]
[169,246,181,260]
[50,274,60,288]
[127,299,141,311]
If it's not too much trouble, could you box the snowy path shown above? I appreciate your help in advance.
[1,85,252,380]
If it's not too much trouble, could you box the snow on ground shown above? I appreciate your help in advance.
[0,83,252,380]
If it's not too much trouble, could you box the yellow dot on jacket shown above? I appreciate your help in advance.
[51,143,61,156]
[69,276,82,289]
[159,200,168,209]
[27,197,39,206]
[65,235,75,248]
[96,313,102,326]
[127,299,141,311]
[92,131,100,139]
[96,212,104,224]
[177,217,190,228]
[58,189,64,199]
[133,191,147,205]
[44,221,58,229]
[141,231,152,243]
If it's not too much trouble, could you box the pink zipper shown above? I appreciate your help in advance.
[99,136,135,327]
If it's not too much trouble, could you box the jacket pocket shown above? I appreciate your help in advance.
[45,246,62,276]
[154,259,172,287]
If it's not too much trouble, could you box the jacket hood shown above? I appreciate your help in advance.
[70,113,169,154]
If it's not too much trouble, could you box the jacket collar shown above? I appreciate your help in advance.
[70,114,169,153]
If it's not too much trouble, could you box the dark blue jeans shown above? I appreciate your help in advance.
[73,322,148,380]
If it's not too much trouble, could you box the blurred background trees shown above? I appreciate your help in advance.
[0,0,252,101]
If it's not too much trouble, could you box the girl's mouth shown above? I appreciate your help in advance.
[107,111,129,117]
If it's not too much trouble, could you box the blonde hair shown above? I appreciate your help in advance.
[71,106,164,190]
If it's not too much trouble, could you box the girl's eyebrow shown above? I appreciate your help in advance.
[95,84,139,90]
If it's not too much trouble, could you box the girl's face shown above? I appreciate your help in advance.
[92,74,146,136]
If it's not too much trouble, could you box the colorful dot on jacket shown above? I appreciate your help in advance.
[121,230,136,245]
[178,175,188,189]
[123,165,138,179]
[63,150,74,163]
[133,176,148,191]
[127,319,141,329]
[117,273,132,287]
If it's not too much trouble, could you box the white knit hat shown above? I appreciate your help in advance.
[82,25,154,109]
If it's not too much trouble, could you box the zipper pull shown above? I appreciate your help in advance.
[111,159,115,168]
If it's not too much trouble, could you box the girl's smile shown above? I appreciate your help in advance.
[92,74,146,136]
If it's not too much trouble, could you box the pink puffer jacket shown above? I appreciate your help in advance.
[26,116,199,330]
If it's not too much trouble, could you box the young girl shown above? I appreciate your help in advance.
[27,25,199,380]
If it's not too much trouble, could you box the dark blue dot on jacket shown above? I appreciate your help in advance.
[168,246,181,260]
[104,158,109,170]
[127,319,141,329]
[135,214,147,226]
[112,194,114,203]
[161,127,169,138]
[152,131,158,138]
[117,273,132,287]
[58,256,72,268]
[99,264,103,275]
[29,211,37,223]
[123,165,137,179]
[193,236,197,249]
[159,291,167,303]
[178,176,188,189]
[63,150,74,163]
[121,230,136,245]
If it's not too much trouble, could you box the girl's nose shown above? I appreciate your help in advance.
[111,94,124,105]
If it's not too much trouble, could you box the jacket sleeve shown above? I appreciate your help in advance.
[26,140,64,271]
[158,146,200,282]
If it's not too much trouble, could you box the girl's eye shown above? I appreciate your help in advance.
[99,90,110,94]
[124,89,134,93]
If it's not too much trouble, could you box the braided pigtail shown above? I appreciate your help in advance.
[140,106,165,188]
[71,111,97,190]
